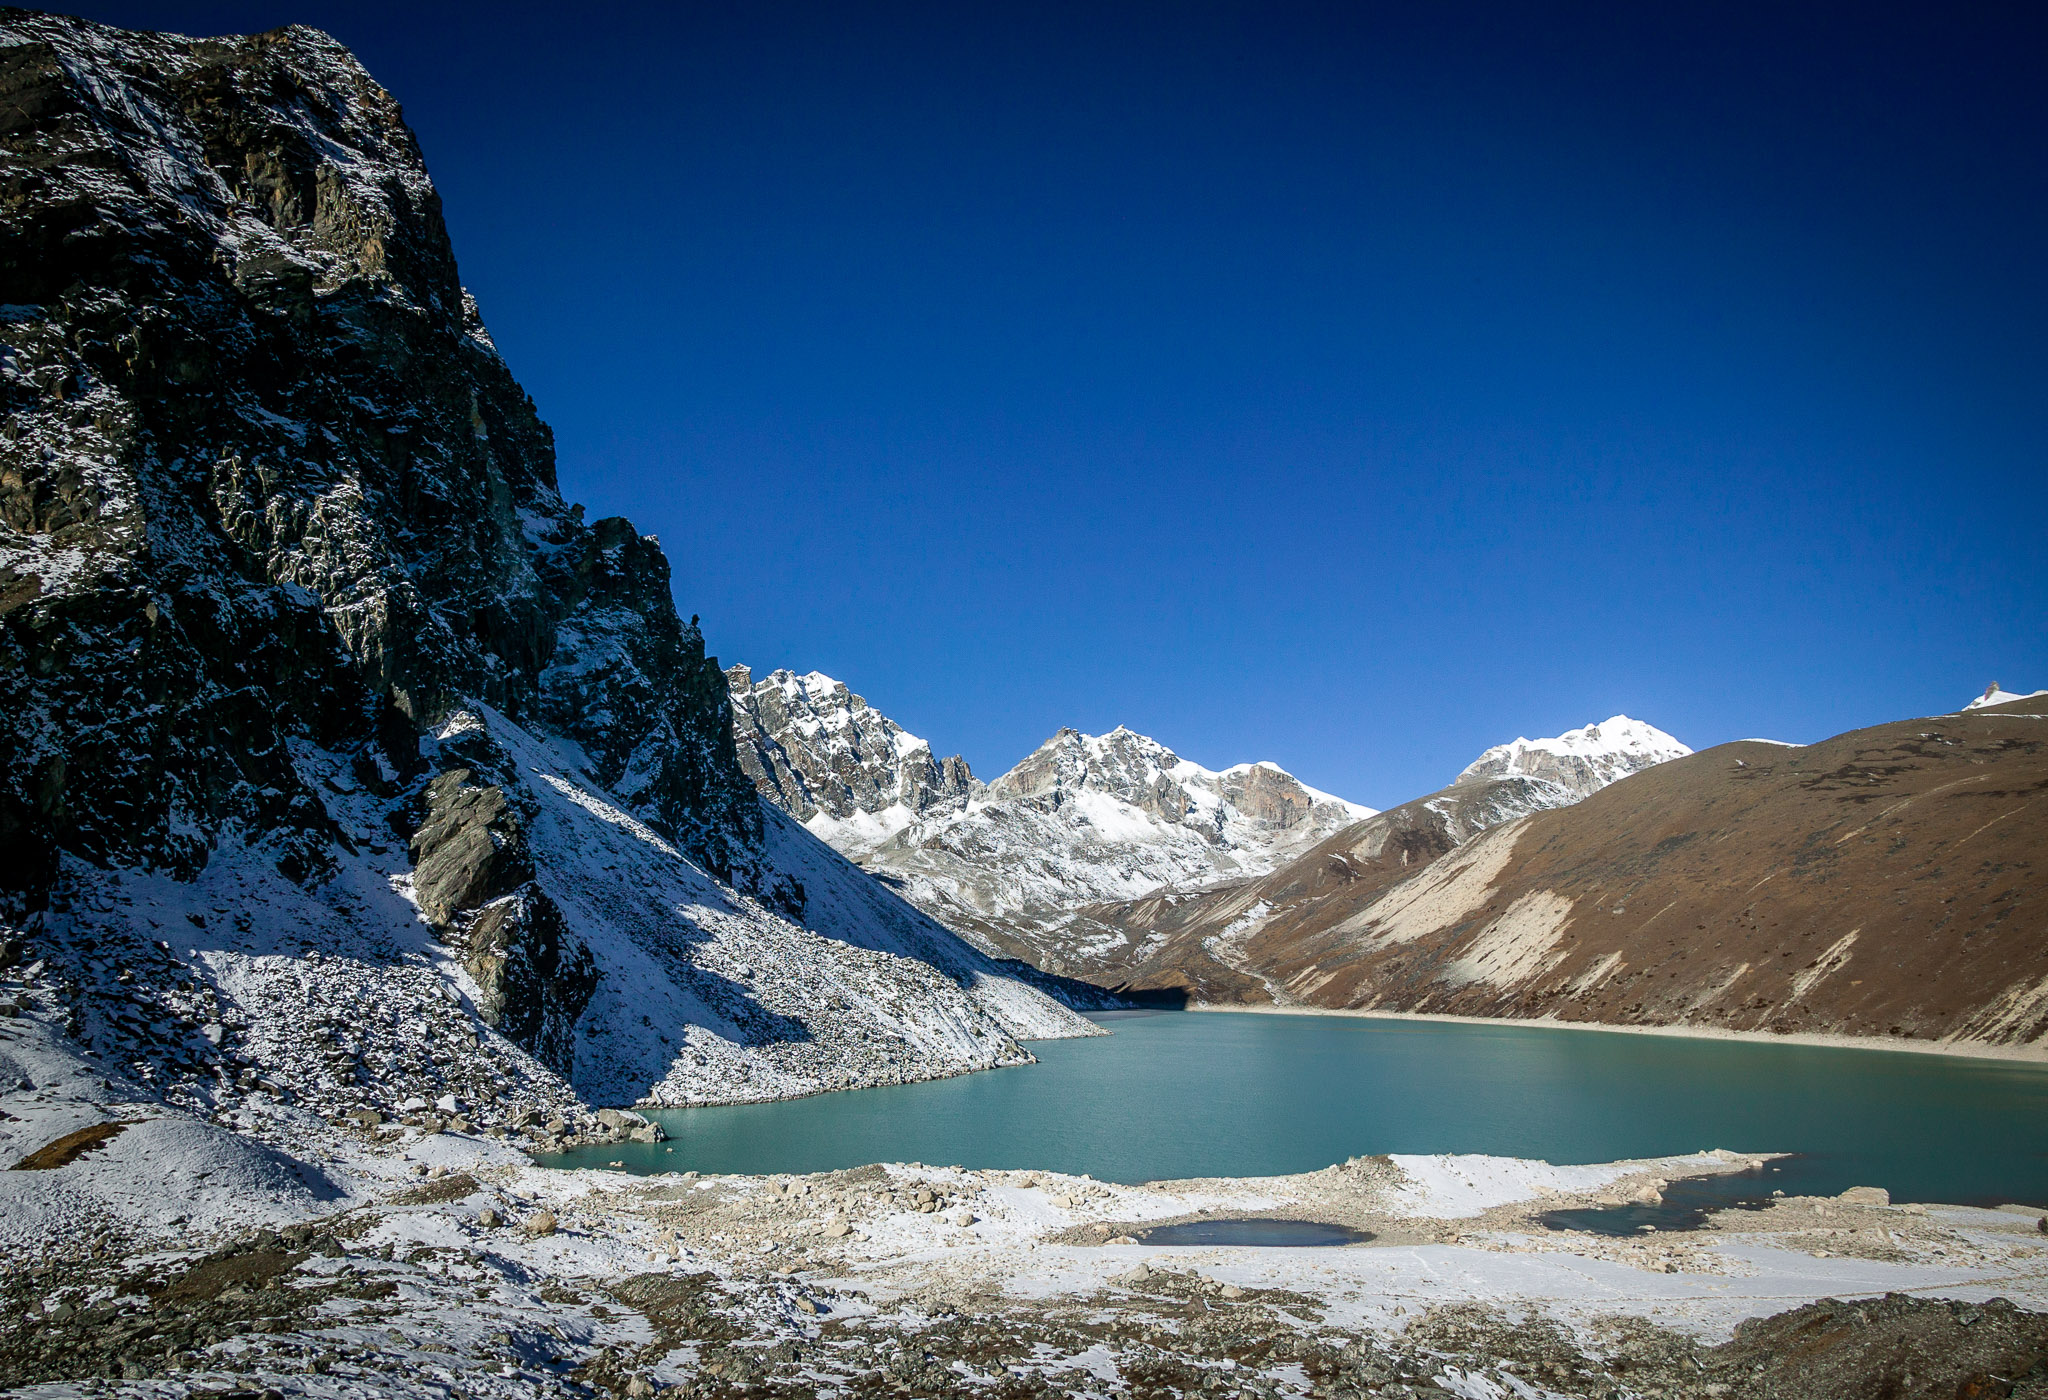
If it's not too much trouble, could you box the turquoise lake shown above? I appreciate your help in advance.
[542,1011,2048,1205]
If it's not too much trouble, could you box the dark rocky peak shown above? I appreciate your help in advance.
[726,664,978,843]
[0,9,756,913]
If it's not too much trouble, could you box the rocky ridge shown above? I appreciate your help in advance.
[727,683,1375,957]
[725,666,978,859]
[0,9,1098,1134]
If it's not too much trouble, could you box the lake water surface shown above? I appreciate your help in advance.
[541,1011,2048,1205]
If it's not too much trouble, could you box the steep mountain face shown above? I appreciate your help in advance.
[1038,717,1691,998]
[0,11,1096,1124]
[726,666,978,858]
[1264,689,2048,1046]
[728,691,1376,956]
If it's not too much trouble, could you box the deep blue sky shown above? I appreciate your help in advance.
[80,1,2048,806]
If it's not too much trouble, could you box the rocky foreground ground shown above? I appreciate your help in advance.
[9,1066,2048,1400]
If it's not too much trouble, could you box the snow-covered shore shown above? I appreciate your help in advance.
[8,985,2048,1400]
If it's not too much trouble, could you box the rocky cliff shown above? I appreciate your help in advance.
[0,10,1097,1128]
[726,666,978,858]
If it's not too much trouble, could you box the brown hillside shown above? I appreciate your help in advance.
[1229,692,2047,1046]
[1054,774,1575,1001]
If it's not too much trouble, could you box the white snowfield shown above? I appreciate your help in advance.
[1453,715,1692,797]
[1964,684,2047,711]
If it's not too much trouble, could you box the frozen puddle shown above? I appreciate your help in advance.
[1136,1218,1373,1246]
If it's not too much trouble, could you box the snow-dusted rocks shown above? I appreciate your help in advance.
[873,727,1373,944]
[0,10,1096,1127]
[729,686,1376,952]
[727,666,978,858]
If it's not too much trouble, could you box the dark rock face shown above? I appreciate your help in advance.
[0,11,753,1059]
[406,767,596,1073]
[409,770,533,927]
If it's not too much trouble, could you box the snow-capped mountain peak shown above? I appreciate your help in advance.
[1453,715,1691,799]
[728,665,979,858]
[729,687,1376,946]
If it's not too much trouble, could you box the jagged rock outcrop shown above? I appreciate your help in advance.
[727,666,978,857]
[0,10,1098,1115]
[868,725,1373,955]
[407,768,595,1074]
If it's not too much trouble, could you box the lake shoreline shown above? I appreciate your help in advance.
[1187,1001,2048,1065]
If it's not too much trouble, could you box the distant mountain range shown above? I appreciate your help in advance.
[1225,684,2046,1045]
[734,672,2048,1052]
[727,667,1374,959]
[725,668,1687,969]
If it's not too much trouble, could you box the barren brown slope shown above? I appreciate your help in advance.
[1247,692,2048,1046]
[1047,774,1580,1002]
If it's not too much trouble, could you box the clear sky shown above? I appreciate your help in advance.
[79,1,2048,807]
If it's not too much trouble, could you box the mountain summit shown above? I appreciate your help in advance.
[726,666,978,858]
[1037,714,1695,995]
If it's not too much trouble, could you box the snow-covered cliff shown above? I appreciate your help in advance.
[0,11,1097,1130]
[729,683,1374,948]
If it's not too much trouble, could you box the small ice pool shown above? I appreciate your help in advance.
[1136,1219,1373,1247]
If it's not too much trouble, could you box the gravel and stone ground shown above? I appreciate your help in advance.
[9,1105,2048,1400]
